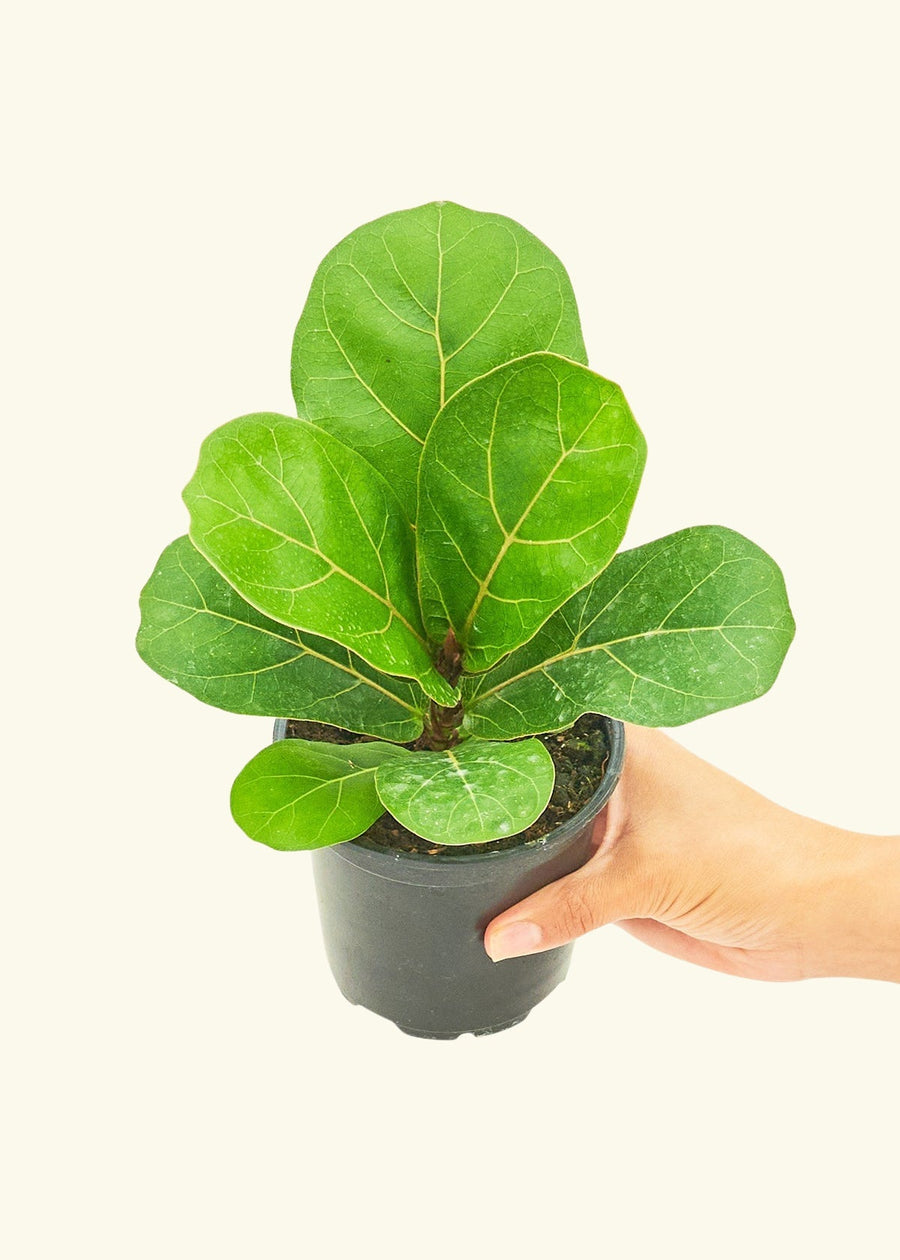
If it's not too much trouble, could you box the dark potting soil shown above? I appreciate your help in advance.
[282,712,611,856]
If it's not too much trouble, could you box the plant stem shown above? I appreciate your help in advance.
[436,628,463,687]
[421,699,464,751]
[419,629,464,750]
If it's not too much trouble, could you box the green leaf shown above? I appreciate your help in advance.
[462,526,795,735]
[136,536,428,740]
[231,739,409,851]
[375,738,555,846]
[291,201,587,499]
[182,412,457,707]
[417,353,646,672]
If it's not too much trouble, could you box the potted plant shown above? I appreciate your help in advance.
[137,201,794,1038]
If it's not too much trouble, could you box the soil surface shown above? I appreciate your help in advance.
[283,713,611,856]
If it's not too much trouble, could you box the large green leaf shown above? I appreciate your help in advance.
[462,527,795,735]
[375,738,555,846]
[231,739,409,851]
[182,412,456,707]
[137,536,428,740]
[291,201,587,499]
[417,353,646,673]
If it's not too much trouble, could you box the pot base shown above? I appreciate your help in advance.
[395,1012,528,1040]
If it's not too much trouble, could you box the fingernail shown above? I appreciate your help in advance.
[486,921,543,962]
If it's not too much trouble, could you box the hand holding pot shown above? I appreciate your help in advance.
[485,725,900,984]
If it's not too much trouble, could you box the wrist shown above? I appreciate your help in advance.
[803,828,900,982]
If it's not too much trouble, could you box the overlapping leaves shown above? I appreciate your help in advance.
[229,735,557,851]
[139,200,796,853]
[230,740,410,850]
[291,201,587,501]
[137,536,428,740]
[182,411,456,707]
[462,527,796,736]
[417,353,647,671]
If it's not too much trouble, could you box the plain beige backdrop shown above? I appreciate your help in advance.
[3,2,898,1257]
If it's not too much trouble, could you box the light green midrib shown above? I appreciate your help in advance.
[459,384,634,642]
[143,594,424,715]
[434,203,447,408]
[588,644,758,705]
[199,423,429,648]
[249,766,373,834]
[468,621,792,706]
[316,207,582,451]
[189,494,426,649]
[445,747,485,829]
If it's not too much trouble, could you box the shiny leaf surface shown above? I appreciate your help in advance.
[182,412,457,706]
[462,527,795,735]
[417,353,646,671]
[376,737,555,846]
[291,201,586,498]
[137,536,428,739]
[231,739,408,851]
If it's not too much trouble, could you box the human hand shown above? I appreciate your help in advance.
[484,724,900,983]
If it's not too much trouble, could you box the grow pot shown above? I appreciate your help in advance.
[273,717,625,1039]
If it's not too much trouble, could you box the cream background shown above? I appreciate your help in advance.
[3,2,898,1256]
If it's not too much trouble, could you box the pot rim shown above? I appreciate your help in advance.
[273,715,626,868]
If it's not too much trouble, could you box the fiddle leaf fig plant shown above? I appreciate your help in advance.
[137,201,795,851]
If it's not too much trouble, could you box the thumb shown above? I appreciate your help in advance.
[484,845,646,961]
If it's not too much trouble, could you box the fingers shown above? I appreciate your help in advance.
[484,843,647,961]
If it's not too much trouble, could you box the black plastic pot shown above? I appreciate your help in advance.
[273,717,625,1039]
